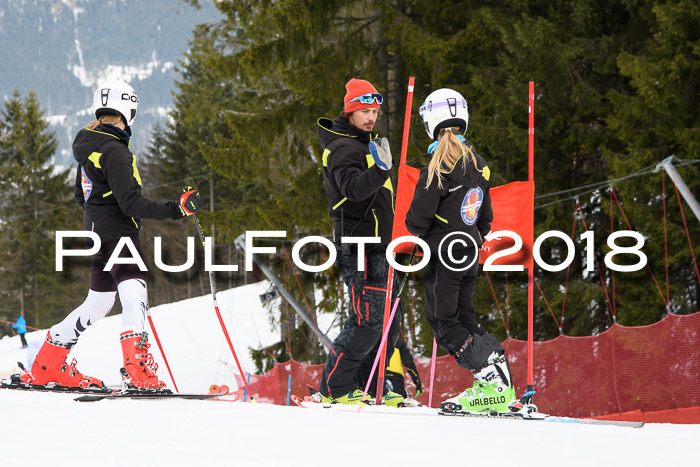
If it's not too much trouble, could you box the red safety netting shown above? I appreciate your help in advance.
[238,311,700,419]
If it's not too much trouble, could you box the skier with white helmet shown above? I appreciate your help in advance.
[406,88,516,414]
[19,80,202,391]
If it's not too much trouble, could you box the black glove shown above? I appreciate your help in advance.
[179,186,202,216]
[415,381,423,396]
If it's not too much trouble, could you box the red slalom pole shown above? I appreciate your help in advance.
[375,77,416,405]
[399,77,415,166]
[146,313,179,393]
[527,81,535,392]
[193,213,256,402]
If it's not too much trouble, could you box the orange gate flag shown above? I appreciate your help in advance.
[391,164,534,269]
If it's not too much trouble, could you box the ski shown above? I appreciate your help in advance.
[293,396,431,413]
[438,391,643,427]
[1,372,112,395]
[298,384,421,408]
[296,387,644,427]
[293,394,421,409]
[438,410,645,428]
[294,398,643,427]
[541,416,645,428]
[74,388,245,402]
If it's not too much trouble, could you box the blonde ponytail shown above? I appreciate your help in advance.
[86,114,123,130]
[425,128,481,189]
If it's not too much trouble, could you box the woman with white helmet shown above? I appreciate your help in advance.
[19,80,202,391]
[406,88,516,414]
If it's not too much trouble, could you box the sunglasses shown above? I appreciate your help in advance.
[346,92,383,106]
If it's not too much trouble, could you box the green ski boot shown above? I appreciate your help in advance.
[381,390,405,407]
[441,355,516,413]
[442,380,516,413]
[332,389,369,406]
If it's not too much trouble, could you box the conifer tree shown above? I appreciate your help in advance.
[0,90,81,328]
[605,0,700,321]
[156,0,700,365]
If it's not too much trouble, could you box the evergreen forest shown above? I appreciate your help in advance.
[1,0,698,372]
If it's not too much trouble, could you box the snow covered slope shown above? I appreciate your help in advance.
[0,281,278,393]
[0,389,698,467]
[1,281,699,466]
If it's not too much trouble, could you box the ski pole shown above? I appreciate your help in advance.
[375,77,417,404]
[394,246,418,298]
[428,338,438,408]
[362,246,418,403]
[146,312,179,393]
[375,262,395,405]
[361,292,402,409]
[243,372,251,402]
[192,211,256,402]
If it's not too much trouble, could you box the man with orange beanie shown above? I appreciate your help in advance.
[315,78,404,406]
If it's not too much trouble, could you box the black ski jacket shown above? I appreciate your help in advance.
[73,124,183,242]
[317,116,395,245]
[405,142,492,252]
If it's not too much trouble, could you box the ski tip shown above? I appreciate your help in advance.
[74,394,108,402]
[291,395,305,407]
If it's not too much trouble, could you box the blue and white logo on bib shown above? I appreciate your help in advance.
[81,166,93,202]
[461,187,483,225]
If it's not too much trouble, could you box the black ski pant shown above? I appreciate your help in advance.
[423,247,486,355]
[383,370,408,398]
[320,243,403,398]
[355,344,396,398]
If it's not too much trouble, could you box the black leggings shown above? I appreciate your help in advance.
[89,236,148,292]
[423,247,485,355]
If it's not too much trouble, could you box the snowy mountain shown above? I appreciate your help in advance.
[0,0,220,165]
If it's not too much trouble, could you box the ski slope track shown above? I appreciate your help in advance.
[0,388,698,467]
[0,282,697,466]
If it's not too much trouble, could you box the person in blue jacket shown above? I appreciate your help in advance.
[12,316,27,348]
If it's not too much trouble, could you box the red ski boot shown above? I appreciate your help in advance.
[120,331,166,389]
[19,332,105,389]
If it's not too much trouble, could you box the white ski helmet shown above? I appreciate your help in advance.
[419,88,469,140]
[93,80,139,128]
